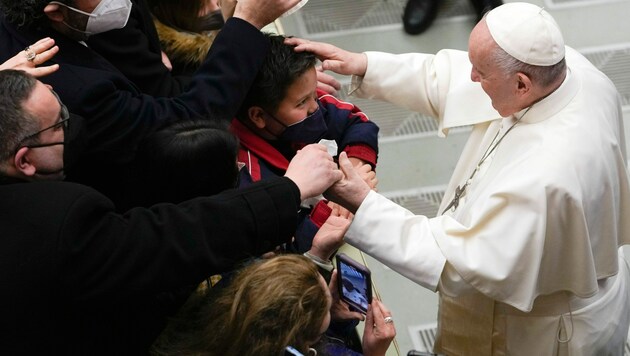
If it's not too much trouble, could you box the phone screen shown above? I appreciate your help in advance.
[337,253,372,314]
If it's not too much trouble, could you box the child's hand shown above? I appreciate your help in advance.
[309,202,352,261]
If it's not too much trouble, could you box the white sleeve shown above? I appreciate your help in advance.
[351,50,497,136]
[346,190,447,291]
[345,191,495,296]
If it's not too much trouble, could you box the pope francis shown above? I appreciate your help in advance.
[288,2,630,355]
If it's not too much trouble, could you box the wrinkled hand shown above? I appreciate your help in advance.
[285,37,367,77]
[348,157,378,190]
[329,270,366,322]
[363,299,396,356]
[234,0,301,29]
[285,144,343,201]
[315,66,341,96]
[324,152,371,214]
[0,38,59,78]
[309,202,352,261]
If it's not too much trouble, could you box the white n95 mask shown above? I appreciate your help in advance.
[49,0,132,36]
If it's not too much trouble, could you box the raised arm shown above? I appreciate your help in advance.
[234,0,302,29]
[285,37,368,77]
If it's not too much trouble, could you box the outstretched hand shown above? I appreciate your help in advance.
[324,152,372,214]
[234,0,301,29]
[0,38,59,78]
[285,144,343,201]
[285,37,368,77]
[309,202,352,261]
[348,157,378,190]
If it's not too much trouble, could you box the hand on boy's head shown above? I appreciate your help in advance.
[328,270,366,322]
[324,152,371,214]
[363,299,396,356]
[285,144,342,201]
[315,66,341,96]
[284,38,368,77]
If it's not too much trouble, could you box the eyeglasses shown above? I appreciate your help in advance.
[12,89,70,154]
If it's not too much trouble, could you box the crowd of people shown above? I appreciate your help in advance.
[0,0,628,355]
[0,0,391,355]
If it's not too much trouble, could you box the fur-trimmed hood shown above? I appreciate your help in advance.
[154,18,218,68]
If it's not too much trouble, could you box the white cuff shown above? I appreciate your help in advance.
[304,251,334,272]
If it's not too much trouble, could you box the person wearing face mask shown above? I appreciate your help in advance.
[47,0,133,41]
[4,88,87,180]
[0,0,309,210]
[232,33,380,256]
[0,69,344,355]
[86,0,196,96]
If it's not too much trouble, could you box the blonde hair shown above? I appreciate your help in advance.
[152,255,329,356]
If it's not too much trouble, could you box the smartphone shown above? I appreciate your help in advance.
[336,253,372,314]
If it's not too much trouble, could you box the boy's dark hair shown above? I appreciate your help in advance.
[236,33,317,120]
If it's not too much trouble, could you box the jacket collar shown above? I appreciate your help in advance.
[519,67,578,124]
[0,175,28,186]
[230,119,290,171]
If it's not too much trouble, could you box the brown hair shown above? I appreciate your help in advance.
[152,255,329,356]
[149,0,205,32]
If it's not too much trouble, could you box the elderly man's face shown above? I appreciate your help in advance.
[468,21,521,117]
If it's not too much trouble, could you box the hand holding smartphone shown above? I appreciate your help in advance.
[336,253,372,314]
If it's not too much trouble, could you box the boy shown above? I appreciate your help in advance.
[232,34,379,255]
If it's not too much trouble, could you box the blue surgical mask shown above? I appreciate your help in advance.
[267,107,328,144]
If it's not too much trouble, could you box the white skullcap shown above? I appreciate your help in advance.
[486,2,565,66]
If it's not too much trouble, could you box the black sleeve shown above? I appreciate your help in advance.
[87,0,191,96]
[72,17,269,166]
[58,177,300,302]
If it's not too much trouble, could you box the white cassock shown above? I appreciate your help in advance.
[347,47,630,355]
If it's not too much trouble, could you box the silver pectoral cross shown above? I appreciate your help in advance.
[443,184,467,214]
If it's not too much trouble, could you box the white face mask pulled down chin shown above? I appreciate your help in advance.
[49,0,132,36]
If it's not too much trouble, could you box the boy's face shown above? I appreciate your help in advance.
[268,66,319,129]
